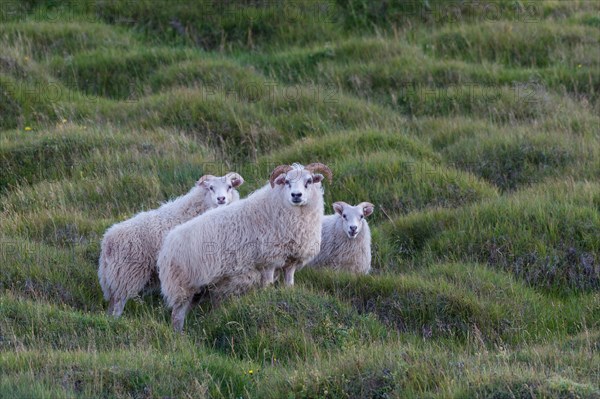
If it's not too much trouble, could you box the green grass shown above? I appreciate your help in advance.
[200,287,387,363]
[426,21,600,68]
[1,1,599,397]
[377,181,600,292]
[298,264,598,343]
[0,21,138,59]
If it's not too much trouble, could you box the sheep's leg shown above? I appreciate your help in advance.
[107,297,115,316]
[171,297,193,333]
[283,264,297,287]
[260,268,275,286]
[110,297,127,318]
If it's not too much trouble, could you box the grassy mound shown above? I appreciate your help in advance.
[95,0,340,50]
[0,21,137,59]
[200,287,387,363]
[0,348,252,399]
[379,182,600,292]
[0,296,171,351]
[441,129,597,191]
[254,331,600,398]
[49,47,197,99]
[2,173,162,218]
[256,130,496,220]
[0,74,61,129]
[0,235,101,309]
[328,151,495,218]
[260,128,439,164]
[0,132,109,191]
[1,0,598,396]
[427,22,600,68]
[298,264,597,343]
[149,58,270,101]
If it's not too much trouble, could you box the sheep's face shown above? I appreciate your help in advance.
[197,173,244,207]
[275,168,324,206]
[333,202,374,239]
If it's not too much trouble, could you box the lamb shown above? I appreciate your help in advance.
[98,172,244,317]
[158,163,332,332]
[306,201,374,274]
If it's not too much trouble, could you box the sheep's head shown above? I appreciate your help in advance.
[333,201,374,238]
[197,172,244,206]
[270,163,332,207]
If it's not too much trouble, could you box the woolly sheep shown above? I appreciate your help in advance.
[306,201,374,274]
[198,181,326,307]
[158,163,332,332]
[98,172,244,317]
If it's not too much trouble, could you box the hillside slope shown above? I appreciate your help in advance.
[1,1,599,397]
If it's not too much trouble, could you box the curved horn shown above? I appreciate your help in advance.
[269,164,292,188]
[305,162,333,184]
[226,172,244,187]
[197,174,216,186]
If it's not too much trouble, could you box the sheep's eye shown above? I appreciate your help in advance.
[306,178,312,185]
[360,215,364,219]
[209,186,214,191]
[285,179,290,185]
[227,185,232,190]
[342,214,347,219]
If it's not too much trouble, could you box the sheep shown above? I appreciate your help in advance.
[98,172,244,317]
[158,163,332,332]
[306,201,374,274]
[198,181,327,307]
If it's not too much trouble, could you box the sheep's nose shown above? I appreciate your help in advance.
[291,192,302,199]
[349,226,357,232]
[217,196,226,202]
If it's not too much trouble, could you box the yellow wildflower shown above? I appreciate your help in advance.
[24,126,32,131]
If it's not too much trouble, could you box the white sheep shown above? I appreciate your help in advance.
[307,201,374,274]
[98,172,244,317]
[199,181,327,307]
[158,163,332,332]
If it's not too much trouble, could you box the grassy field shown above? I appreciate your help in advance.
[1,1,599,397]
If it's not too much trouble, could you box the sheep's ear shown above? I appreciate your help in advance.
[274,173,287,186]
[227,173,244,188]
[312,173,324,184]
[332,202,345,216]
[196,174,215,188]
[360,202,375,217]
